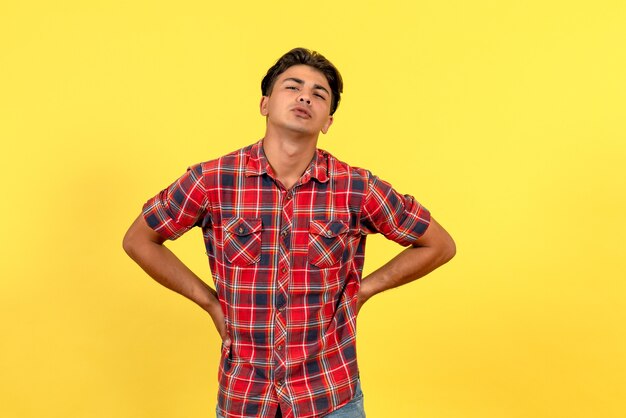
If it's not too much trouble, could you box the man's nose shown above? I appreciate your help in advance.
[298,93,311,105]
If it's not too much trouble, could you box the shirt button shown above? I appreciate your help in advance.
[238,227,244,233]
[277,345,284,351]
[286,194,292,200]
[281,267,287,274]
[281,230,288,237]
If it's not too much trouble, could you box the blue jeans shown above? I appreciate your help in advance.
[216,380,365,417]
[324,380,365,418]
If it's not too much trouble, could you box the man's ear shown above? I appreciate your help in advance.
[321,115,334,134]
[260,96,269,116]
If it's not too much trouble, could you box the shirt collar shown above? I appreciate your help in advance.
[246,139,329,184]
[245,139,270,177]
[309,148,329,183]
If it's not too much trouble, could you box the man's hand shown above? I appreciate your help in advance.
[123,214,229,345]
[204,286,230,347]
[356,217,455,313]
[356,287,371,314]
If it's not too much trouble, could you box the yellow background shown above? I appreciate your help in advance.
[1,1,625,417]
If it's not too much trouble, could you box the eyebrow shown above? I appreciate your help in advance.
[282,77,330,96]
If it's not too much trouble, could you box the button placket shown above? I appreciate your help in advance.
[273,187,293,387]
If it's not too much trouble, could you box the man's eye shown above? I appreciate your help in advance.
[286,86,298,90]
[314,94,326,100]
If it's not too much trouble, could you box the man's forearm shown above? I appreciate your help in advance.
[125,237,214,309]
[122,215,228,342]
[359,245,452,301]
[357,217,455,310]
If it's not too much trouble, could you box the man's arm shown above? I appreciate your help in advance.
[122,214,230,346]
[357,217,456,312]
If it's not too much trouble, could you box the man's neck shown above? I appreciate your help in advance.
[262,132,318,190]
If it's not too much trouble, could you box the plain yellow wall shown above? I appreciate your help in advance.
[1,1,625,417]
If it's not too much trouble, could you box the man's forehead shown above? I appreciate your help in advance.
[278,65,331,88]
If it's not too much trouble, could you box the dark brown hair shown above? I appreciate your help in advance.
[261,48,343,115]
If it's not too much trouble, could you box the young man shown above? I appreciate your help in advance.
[123,48,455,418]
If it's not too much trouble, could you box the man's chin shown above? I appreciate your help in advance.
[268,120,321,138]
[284,124,319,137]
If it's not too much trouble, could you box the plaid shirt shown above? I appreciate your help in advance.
[142,140,431,418]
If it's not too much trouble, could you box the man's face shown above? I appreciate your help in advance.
[260,65,334,137]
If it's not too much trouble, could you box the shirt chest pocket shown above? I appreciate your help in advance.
[308,219,350,268]
[223,217,263,266]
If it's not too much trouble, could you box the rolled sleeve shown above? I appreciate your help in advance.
[142,163,208,240]
[360,173,431,246]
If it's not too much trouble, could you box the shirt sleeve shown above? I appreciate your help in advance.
[142,163,209,240]
[360,172,431,246]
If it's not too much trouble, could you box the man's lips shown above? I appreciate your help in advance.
[292,106,312,118]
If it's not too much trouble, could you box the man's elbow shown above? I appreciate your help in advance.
[432,230,456,266]
[441,235,456,264]
[122,220,146,259]
[122,228,139,258]
[419,217,456,265]
[123,215,166,259]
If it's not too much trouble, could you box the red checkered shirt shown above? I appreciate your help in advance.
[142,140,431,418]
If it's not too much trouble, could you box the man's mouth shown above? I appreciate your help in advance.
[292,107,312,118]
